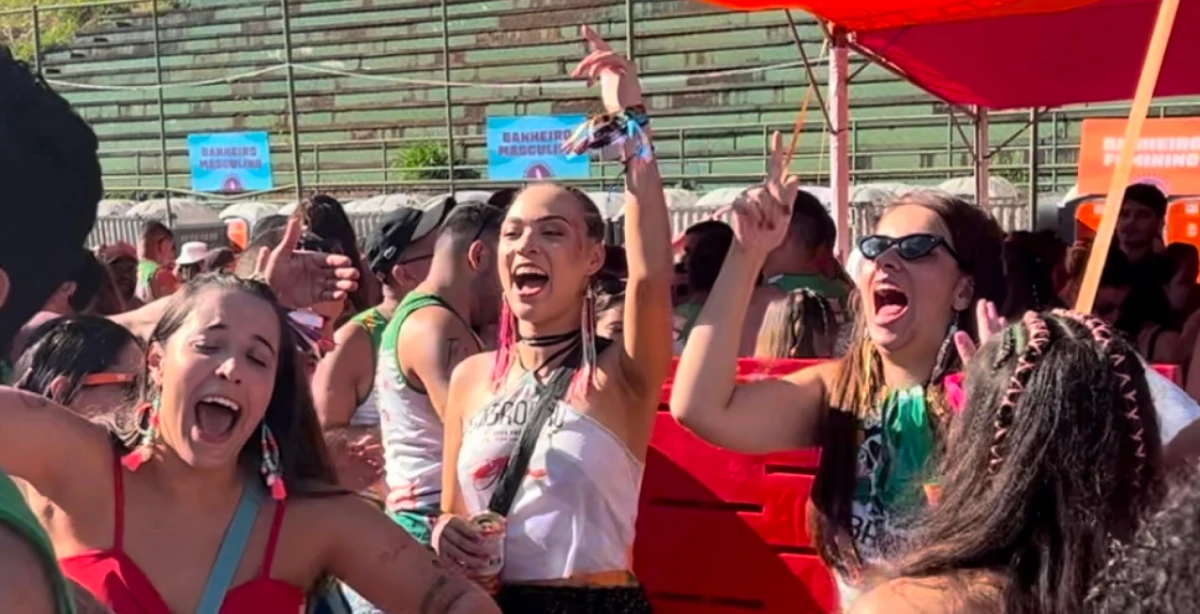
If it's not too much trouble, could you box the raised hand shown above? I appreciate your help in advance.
[953,299,1006,364]
[253,215,359,310]
[571,25,642,113]
[731,131,800,257]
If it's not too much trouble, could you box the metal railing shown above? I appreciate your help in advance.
[89,200,1031,251]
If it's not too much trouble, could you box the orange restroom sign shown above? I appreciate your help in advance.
[1078,117,1200,196]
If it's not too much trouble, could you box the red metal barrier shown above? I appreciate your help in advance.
[638,358,833,614]
[636,358,1184,613]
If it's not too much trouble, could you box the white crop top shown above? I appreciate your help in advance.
[456,374,644,582]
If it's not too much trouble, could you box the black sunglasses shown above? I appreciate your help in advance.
[859,233,968,271]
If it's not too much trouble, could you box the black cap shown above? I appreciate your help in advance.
[365,198,455,274]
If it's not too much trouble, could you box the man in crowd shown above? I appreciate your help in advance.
[376,201,503,541]
[761,190,851,314]
[43,250,104,317]
[0,44,103,613]
[313,201,451,492]
[134,220,178,302]
[1117,182,1169,272]
[7,250,105,363]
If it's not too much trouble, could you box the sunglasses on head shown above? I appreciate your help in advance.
[858,233,968,271]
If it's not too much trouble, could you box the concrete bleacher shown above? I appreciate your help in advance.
[34,0,1188,200]
[33,0,1056,198]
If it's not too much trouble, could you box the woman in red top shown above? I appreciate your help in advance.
[0,219,496,614]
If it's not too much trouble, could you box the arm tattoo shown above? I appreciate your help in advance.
[442,337,471,373]
[417,575,477,614]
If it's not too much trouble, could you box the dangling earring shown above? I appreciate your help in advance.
[121,395,160,472]
[931,313,961,383]
[259,423,287,501]
[490,299,516,391]
[569,282,599,400]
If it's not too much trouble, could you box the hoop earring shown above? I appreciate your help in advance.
[259,423,287,501]
[121,395,160,472]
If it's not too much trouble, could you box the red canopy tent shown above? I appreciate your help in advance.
[709,0,1103,31]
[853,0,1200,110]
[705,0,1191,304]
[707,0,1198,110]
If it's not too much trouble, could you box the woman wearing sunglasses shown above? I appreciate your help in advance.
[13,315,144,422]
[671,145,1006,608]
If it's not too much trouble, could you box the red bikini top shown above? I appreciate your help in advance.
[58,452,305,614]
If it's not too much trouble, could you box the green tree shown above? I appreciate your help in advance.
[391,141,479,181]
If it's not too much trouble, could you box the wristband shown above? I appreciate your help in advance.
[562,105,654,162]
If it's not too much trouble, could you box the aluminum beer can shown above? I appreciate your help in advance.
[470,511,506,581]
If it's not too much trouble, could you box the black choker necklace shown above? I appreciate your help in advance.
[519,330,581,347]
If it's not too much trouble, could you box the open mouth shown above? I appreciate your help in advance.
[193,395,242,443]
[512,264,549,298]
[873,285,910,324]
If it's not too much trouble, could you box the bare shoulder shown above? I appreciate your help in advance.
[285,492,387,548]
[852,578,951,614]
[0,523,56,614]
[332,318,371,348]
[453,351,494,379]
[751,283,787,305]
[782,359,838,389]
[291,491,381,524]
[447,352,496,418]
[398,305,458,339]
[853,576,1000,614]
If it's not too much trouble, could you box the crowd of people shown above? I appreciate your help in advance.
[4,23,1200,614]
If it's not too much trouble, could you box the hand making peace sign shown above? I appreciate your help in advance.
[731,131,801,258]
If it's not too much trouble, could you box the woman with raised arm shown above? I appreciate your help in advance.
[670,152,1008,607]
[0,219,497,614]
[435,26,673,613]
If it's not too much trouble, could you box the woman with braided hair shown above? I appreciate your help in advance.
[672,164,1008,606]
[755,288,841,359]
[851,309,1163,614]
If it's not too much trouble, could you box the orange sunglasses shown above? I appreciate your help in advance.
[80,372,137,387]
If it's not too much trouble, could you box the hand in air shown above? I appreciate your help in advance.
[571,25,642,114]
[432,515,492,574]
[330,433,383,492]
[253,216,359,310]
[953,300,1006,364]
[731,131,800,256]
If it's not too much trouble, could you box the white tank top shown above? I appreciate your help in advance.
[376,293,451,511]
[456,374,644,582]
[349,390,380,427]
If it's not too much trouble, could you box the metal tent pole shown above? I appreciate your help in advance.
[974,105,990,208]
[1029,108,1040,230]
[829,31,851,262]
[152,0,172,225]
[441,0,456,190]
[280,0,303,201]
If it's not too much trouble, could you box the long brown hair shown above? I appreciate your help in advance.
[894,311,1162,614]
[117,274,338,494]
[754,289,839,359]
[810,191,1007,577]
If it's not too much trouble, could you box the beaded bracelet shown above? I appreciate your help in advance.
[562,105,654,162]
